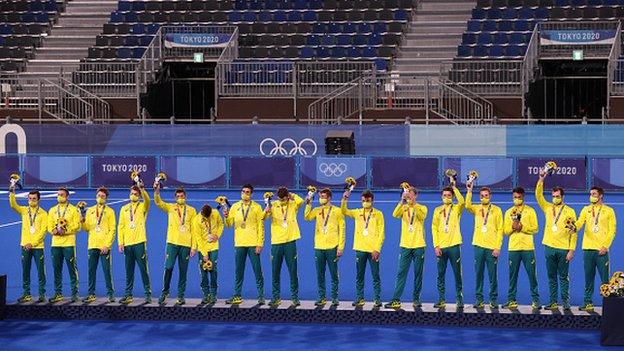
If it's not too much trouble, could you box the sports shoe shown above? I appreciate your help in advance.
[433,301,446,309]
[373,300,382,308]
[502,301,519,309]
[201,295,211,305]
[269,299,281,307]
[490,302,499,309]
[473,301,485,309]
[291,299,301,307]
[226,296,243,305]
[37,296,46,303]
[544,302,559,311]
[384,300,401,309]
[49,294,64,303]
[107,295,116,303]
[70,295,80,303]
[352,298,365,307]
[17,295,32,303]
[257,297,265,305]
[531,301,541,310]
[119,296,133,305]
[82,295,97,304]
[579,304,594,312]
[413,301,422,308]
[315,298,327,306]
[331,299,340,307]
[175,297,185,306]
[158,293,169,306]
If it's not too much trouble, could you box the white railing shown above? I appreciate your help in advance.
[521,24,539,117]
[307,76,375,124]
[606,22,622,105]
[435,78,493,124]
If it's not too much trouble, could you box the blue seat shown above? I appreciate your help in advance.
[493,32,508,44]
[490,45,504,57]
[477,33,491,44]
[242,11,256,22]
[467,20,481,32]
[327,23,341,33]
[0,25,12,35]
[307,35,320,45]
[321,35,334,45]
[118,1,131,11]
[147,24,160,34]
[317,47,330,58]
[337,34,351,45]
[463,33,477,44]
[498,20,513,31]
[571,0,586,5]
[139,35,152,46]
[474,45,489,57]
[509,32,525,44]
[313,23,325,33]
[358,23,372,33]
[369,34,382,45]
[228,11,243,22]
[458,45,472,57]
[110,11,123,23]
[353,34,367,45]
[514,20,529,31]
[331,47,346,57]
[362,46,377,58]
[45,1,56,11]
[273,11,287,21]
[249,0,263,10]
[125,12,137,22]
[294,0,308,9]
[555,0,569,5]
[22,13,36,22]
[375,59,388,71]
[125,36,139,46]
[518,45,527,56]
[394,9,408,20]
[287,10,302,21]
[302,11,316,21]
[234,0,246,10]
[486,8,501,19]
[587,0,603,4]
[343,22,357,33]
[535,8,548,19]
[38,12,52,23]
[472,8,486,20]
[518,7,534,19]
[117,48,132,59]
[373,23,387,33]
[347,46,360,57]
[483,20,497,32]
[301,46,314,58]
[131,23,145,34]
[309,0,323,9]
[258,11,272,22]
[132,2,144,11]
[502,8,517,19]
[505,45,521,57]
[0,37,5,46]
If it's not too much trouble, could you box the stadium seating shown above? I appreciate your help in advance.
[456,0,624,59]
[0,0,63,72]
[84,0,415,71]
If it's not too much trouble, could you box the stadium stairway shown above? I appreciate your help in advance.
[20,0,118,80]
[393,0,475,77]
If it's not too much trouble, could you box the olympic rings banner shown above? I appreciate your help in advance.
[23,156,89,188]
[442,157,514,190]
[0,156,19,183]
[300,157,367,188]
[230,157,295,188]
[592,158,624,190]
[371,158,439,189]
[91,156,157,188]
[160,156,226,188]
[516,157,587,191]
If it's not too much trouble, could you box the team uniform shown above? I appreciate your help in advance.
[9,192,48,302]
[47,202,81,302]
[155,193,197,304]
[387,201,428,308]
[265,194,304,305]
[82,203,116,301]
[118,188,152,303]
[574,203,616,308]
[303,201,346,305]
[341,199,385,306]
[503,204,540,308]
[535,180,577,309]
[192,210,224,303]
[224,200,265,304]
[431,187,465,308]
[465,192,503,308]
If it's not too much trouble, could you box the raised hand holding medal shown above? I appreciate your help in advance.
[9,173,21,191]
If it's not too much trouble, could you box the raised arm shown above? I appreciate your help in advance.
[340,197,357,218]
[292,193,304,210]
[535,179,549,212]
[464,189,476,214]
[9,191,25,214]
[303,203,318,221]
[392,203,404,219]
[141,187,150,213]
[453,186,465,211]
[153,190,170,212]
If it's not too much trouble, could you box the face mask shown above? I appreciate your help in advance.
[130,194,139,202]
[241,193,251,201]
[552,197,562,205]
[480,198,490,205]
[28,200,38,208]
[513,198,524,206]
[176,198,186,205]
[590,196,599,204]
[57,196,67,204]
[442,197,452,205]
[319,198,329,205]
[96,197,106,205]
[362,201,372,209]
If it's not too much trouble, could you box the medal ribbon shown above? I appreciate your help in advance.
[443,204,453,229]
[592,205,602,227]
[481,204,492,226]
[321,207,332,232]
[96,205,105,227]
[552,205,564,226]
[363,208,372,230]
[28,206,39,228]
[176,205,187,226]
[129,203,139,224]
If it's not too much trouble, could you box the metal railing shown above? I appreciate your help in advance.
[538,21,620,59]
[441,59,523,95]
[521,25,540,117]
[70,62,138,98]
[606,23,622,102]
[614,60,624,96]
[372,74,433,111]
[40,78,94,124]
[307,76,375,124]
[58,78,111,123]
[434,78,493,124]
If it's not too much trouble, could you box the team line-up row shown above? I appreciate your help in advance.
[6,169,615,312]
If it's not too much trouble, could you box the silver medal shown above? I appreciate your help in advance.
[593,225,599,233]
[95,225,101,232]
[481,226,488,233]
[551,225,558,232]
[29,226,35,234]
[408,225,414,232]
[282,220,288,228]
[444,225,449,233]
[179,225,187,233]
[130,222,136,229]
[363,228,369,236]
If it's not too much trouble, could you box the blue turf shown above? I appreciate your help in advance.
[1,189,624,305]
[1,320,623,351]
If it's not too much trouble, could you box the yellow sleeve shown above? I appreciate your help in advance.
[292,194,304,210]
[465,190,476,214]
[503,209,513,236]
[338,211,346,251]
[189,209,197,251]
[47,208,55,233]
[375,210,385,252]
[304,204,318,221]
[567,207,578,250]
[340,198,357,218]
[9,192,25,214]
[523,208,539,235]
[154,192,170,212]
[33,211,48,247]
[141,188,150,214]
[107,208,116,247]
[118,206,126,246]
[224,203,236,228]
[392,203,404,219]
[605,208,617,249]
[535,180,549,212]
[213,211,224,239]
[453,187,465,211]
[67,206,81,234]
[255,204,265,247]
[574,206,588,232]
[495,207,504,249]
[81,208,92,232]
[192,218,203,254]
[416,204,428,222]
[432,208,440,247]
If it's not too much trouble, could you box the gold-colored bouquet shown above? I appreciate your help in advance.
[215,196,231,211]
[263,192,273,206]
[510,208,521,222]
[600,272,624,297]
[545,161,558,175]
[154,172,167,187]
[77,201,87,217]
[130,170,143,186]
[306,185,317,200]
[345,177,356,192]
[565,217,576,231]
[202,258,214,271]
[400,181,410,192]
[467,170,479,186]
[56,217,67,232]
[9,173,22,190]
[444,169,457,184]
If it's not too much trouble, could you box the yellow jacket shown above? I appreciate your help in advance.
[192,210,224,256]
[154,193,197,248]
[431,187,465,249]
[574,204,616,250]
[82,204,116,249]
[341,199,385,253]
[466,192,504,250]
[392,202,427,249]
[118,188,150,246]
[224,200,265,247]
[503,204,539,251]
[536,180,578,250]
[265,194,304,245]
[47,203,81,247]
[9,193,48,248]
[304,203,346,250]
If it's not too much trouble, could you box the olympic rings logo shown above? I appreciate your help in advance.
[319,162,348,177]
[259,138,318,157]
